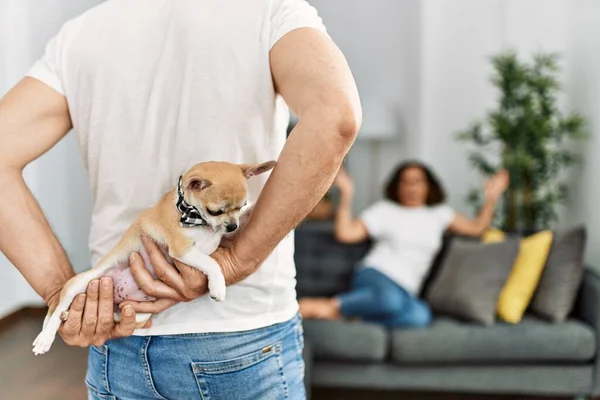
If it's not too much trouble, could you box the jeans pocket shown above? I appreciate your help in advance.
[86,345,113,399]
[192,341,288,400]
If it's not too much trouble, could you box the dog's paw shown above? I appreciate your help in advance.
[208,275,226,302]
[32,329,57,355]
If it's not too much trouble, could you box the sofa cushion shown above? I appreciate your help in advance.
[392,316,596,364]
[295,221,371,298]
[303,319,389,362]
[491,230,554,324]
[531,226,587,322]
[425,238,520,325]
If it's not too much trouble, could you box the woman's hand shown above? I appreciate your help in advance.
[448,169,510,237]
[334,167,354,199]
[484,169,510,202]
[46,278,151,348]
[332,167,369,243]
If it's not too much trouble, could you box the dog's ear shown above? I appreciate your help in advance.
[187,178,212,191]
[239,161,277,179]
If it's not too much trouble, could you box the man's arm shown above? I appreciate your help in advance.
[223,27,361,279]
[0,78,144,345]
[127,27,360,307]
[0,78,73,303]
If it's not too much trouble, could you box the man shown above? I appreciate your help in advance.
[0,0,360,398]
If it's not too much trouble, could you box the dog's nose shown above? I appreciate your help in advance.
[226,223,238,233]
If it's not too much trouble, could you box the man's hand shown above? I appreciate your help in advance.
[47,278,150,347]
[123,236,210,314]
[124,236,245,314]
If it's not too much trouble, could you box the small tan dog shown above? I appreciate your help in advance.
[32,160,276,355]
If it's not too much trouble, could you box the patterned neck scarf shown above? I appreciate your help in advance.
[176,176,208,228]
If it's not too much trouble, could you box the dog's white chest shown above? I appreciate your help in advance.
[183,226,222,254]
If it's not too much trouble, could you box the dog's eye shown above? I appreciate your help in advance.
[207,209,224,216]
[234,202,247,212]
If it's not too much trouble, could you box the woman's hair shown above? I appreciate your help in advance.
[384,161,446,206]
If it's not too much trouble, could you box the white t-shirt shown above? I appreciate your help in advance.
[360,201,455,295]
[26,0,327,335]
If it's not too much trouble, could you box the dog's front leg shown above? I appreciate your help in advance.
[175,248,227,302]
[220,204,253,248]
[238,203,254,225]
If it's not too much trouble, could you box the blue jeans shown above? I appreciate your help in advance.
[86,314,306,400]
[339,267,432,328]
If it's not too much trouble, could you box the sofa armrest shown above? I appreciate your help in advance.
[579,268,600,394]
[303,338,314,400]
[580,269,600,329]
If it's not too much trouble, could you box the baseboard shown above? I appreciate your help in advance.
[0,306,47,334]
[22,306,47,317]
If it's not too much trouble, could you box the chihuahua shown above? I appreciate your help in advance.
[32,160,276,355]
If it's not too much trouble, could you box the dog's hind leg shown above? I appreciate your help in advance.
[32,267,108,355]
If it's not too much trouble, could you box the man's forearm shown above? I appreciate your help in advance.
[225,116,357,283]
[0,168,74,303]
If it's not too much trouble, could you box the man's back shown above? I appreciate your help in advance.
[27,0,326,335]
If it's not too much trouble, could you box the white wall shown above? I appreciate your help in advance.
[564,0,600,269]
[0,0,99,318]
[419,0,505,215]
[419,0,570,215]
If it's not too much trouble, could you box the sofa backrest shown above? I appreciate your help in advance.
[294,221,371,298]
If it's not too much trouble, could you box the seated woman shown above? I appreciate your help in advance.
[299,161,509,328]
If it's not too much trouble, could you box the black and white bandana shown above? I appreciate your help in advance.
[176,176,208,228]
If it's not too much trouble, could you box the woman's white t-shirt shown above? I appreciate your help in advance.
[26,0,327,336]
[360,201,455,294]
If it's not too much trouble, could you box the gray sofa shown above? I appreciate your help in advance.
[295,221,600,398]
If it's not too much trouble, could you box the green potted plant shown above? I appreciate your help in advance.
[458,50,585,233]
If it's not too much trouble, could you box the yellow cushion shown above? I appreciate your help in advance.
[483,229,553,324]
[482,229,506,244]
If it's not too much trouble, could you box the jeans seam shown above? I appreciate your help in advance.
[102,345,111,394]
[192,363,209,400]
[293,322,305,381]
[275,346,289,399]
[141,337,168,400]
